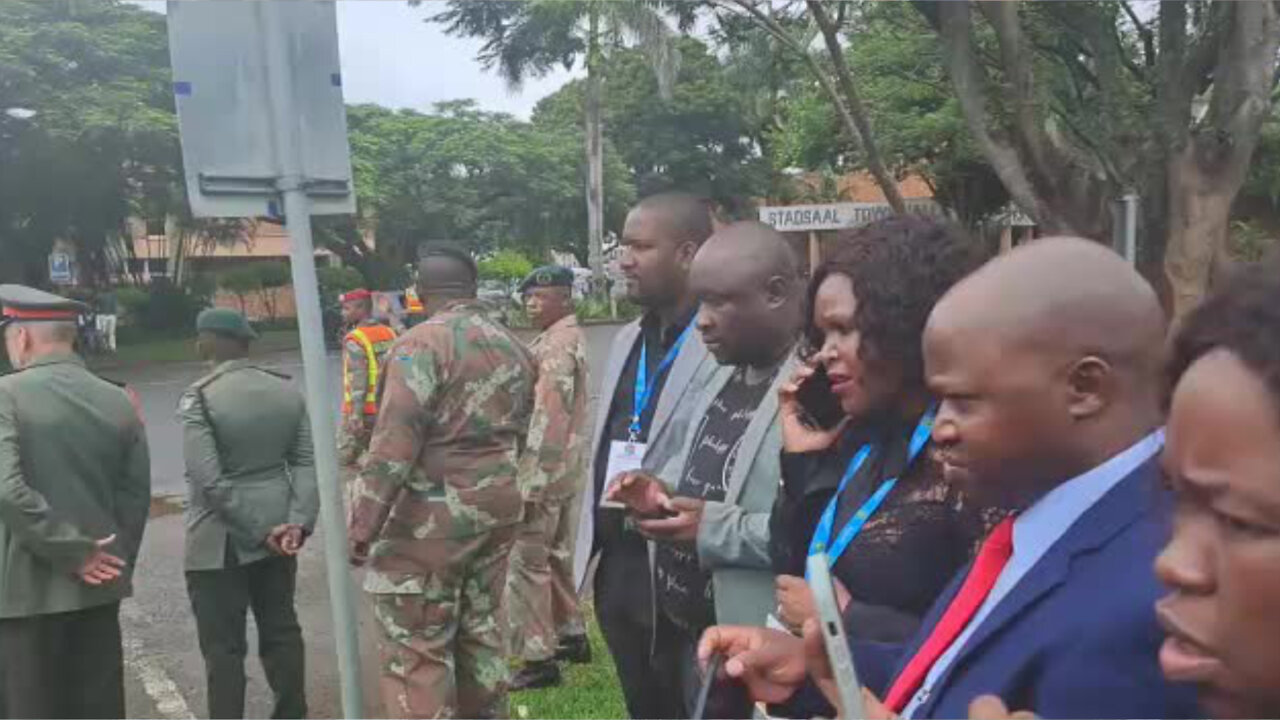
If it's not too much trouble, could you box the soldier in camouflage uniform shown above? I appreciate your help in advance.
[336,289,397,482]
[348,242,536,719]
[507,267,591,691]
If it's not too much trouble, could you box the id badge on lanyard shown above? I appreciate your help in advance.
[598,323,694,507]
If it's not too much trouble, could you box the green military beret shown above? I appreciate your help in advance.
[519,265,574,295]
[196,307,258,340]
[0,284,86,330]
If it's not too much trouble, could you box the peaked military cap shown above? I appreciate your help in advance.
[519,265,574,294]
[196,307,258,340]
[0,284,86,330]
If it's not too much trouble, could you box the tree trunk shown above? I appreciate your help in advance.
[1163,149,1234,323]
[585,1,606,295]
[806,0,905,213]
[1163,1,1280,322]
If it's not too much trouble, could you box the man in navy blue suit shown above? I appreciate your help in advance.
[699,237,1202,719]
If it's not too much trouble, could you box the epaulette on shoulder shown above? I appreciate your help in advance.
[255,366,292,381]
[96,374,127,390]
[191,371,221,391]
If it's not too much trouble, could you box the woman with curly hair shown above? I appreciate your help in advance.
[769,215,996,643]
[1156,259,1280,719]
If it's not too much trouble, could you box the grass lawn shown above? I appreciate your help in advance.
[511,606,627,720]
[88,328,302,370]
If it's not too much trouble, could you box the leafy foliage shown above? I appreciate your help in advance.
[478,249,536,284]
[346,101,634,267]
[0,0,178,286]
[532,37,771,215]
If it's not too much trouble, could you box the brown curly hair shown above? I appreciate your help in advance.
[802,215,987,393]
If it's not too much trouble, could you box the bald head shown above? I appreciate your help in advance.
[416,243,478,314]
[631,192,715,246]
[931,237,1165,377]
[696,221,799,286]
[924,237,1167,509]
[690,221,803,367]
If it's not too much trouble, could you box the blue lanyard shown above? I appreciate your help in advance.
[807,406,937,571]
[630,322,695,439]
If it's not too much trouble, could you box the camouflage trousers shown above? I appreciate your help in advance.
[369,526,516,719]
[505,498,587,663]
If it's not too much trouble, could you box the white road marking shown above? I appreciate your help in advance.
[120,603,196,720]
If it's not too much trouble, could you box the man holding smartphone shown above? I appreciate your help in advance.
[572,192,719,719]
[607,222,804,716]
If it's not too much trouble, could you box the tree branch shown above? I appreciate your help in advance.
[805,0,905,212]
[1157,1,1193,150]
[975,2,1063,196]
[928,1,1059,231]
[1120,1,1157,68]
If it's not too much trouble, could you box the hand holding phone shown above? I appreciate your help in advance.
[780,361,849,454]
[604,471,674,518]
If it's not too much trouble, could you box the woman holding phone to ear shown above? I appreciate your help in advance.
[768,216,1001,644]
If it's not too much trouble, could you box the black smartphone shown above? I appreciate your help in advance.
[693,653,753,720]
[796,364,846,430]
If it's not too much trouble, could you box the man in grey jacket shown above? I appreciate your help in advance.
[608,222,804,714]
[179,308,318,719]
[572,192,720,719]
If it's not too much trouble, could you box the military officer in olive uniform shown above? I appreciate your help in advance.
[179,308,319,720]
[0,284,151,719]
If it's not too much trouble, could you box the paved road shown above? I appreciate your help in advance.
[118,322,622,719]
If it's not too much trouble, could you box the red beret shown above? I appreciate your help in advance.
[340,289,371,303]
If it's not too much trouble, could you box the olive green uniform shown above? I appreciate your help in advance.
[179,358,318,719]
[0,352,151,719]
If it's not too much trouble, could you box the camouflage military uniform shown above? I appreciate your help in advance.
[348,299,536,719]
[337,319,396,479]
[506,314,589,664]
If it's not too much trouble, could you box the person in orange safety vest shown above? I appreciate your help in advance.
[337,289,397,478]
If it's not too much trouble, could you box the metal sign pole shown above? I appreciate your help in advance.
[260,4,365,717]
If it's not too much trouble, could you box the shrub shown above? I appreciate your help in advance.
[120,280,210,337]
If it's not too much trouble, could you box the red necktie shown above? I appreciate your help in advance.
[884,517,1016,713]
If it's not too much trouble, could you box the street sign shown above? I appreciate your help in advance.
[48,251,72,284]
[758,200,942,232]
[167,1,355,218]
[167,4,365,715]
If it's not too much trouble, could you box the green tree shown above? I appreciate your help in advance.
[0,0,177,286]
[344,102,633,269]
[253,261,292,322]
[478,249,536,291]
[430,0,690,289]
[702,0,907,212]
[913,1,1280,318]
[752,3,1007,223]
[532,37,771,217]
[219,265,261,316]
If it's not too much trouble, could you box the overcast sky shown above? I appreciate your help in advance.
[132,1,577,118]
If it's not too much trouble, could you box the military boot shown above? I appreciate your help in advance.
[510,660,561,691]
[554,634,592,664]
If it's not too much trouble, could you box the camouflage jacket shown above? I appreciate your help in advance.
[348,300,537,571]
[337,319,397,468]
[517,314,589,504]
